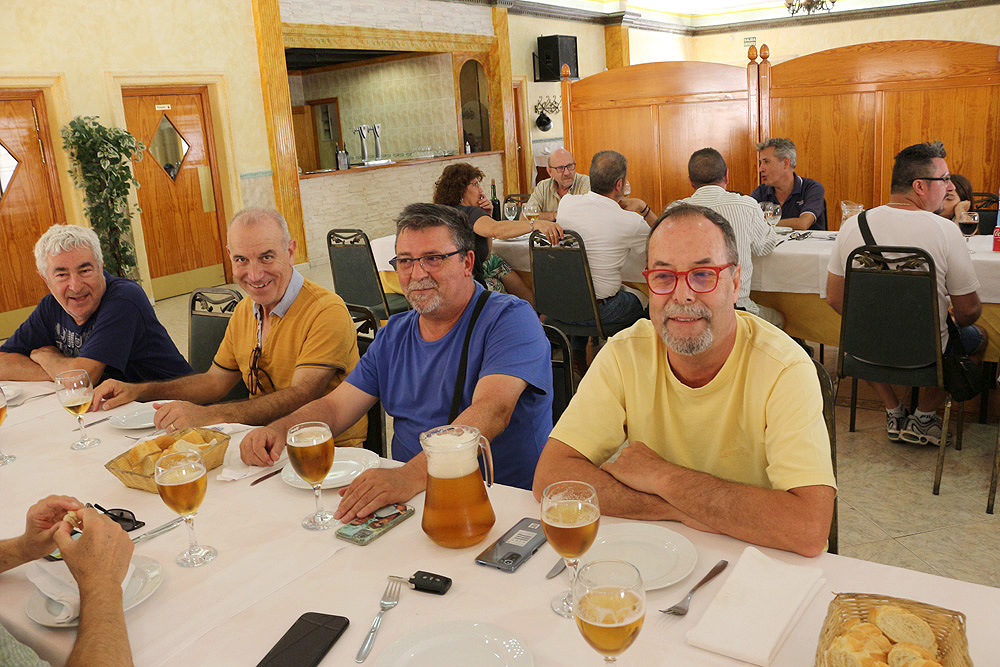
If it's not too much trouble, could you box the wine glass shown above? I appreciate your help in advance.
[503,201,519,221]
[957,211,979,253]
[0,386,14,465]
[622,181,631,197]
[155,450,217,567]
[55,370,100,450]
[286,422,337,530]
[541,480,600,617]
[523,203,540,229]
[760,202,781,228]
[573,559,645,663]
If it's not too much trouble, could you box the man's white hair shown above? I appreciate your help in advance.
[229,207,292,246]
[34,225,103,275]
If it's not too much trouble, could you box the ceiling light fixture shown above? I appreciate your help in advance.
[785,0,836,15]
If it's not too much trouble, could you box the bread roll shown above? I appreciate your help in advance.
[870,606,938,654]
[826,635,890,667]
[126,439,162,468]
[845,622,891,656]
[887,642,937,667]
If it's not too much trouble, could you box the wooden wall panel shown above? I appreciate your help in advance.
[769,92,878,229]
[567,61,748,108]
[656,99,755,211]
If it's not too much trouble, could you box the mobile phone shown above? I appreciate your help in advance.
[335,504,414,546]
[255,613,349,667]
[475,517,547,573]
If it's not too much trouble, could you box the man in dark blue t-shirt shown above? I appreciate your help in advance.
[240,203,553,520]
[751,137,827,231]
[0,225,191,383]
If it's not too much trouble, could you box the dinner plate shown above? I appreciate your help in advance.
[375,621,533,666]
[582,523,697,590]
[0,384,23,404]
[281,448,380,489]
[26,555,163,627]
[775,227,793,235]
[109,405,157,429]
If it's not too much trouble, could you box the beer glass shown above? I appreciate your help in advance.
[760,202,781,228]
[573,559,645,663]
[523,203,540,226]
[957,211,979,253]
[541,480,600,617]
[55,369,100,450]
[286,422,337,530]
[503,201,519,221]
[0,386,13,465]
[155,450,217,567]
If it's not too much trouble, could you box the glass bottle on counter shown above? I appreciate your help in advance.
[333,143,341,170]
[490,179,502,221]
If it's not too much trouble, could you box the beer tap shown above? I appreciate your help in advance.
[354,124,370,164]
[371,123,384,161]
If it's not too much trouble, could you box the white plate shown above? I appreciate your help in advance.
[775,227,793,235]
[281,448,380,489]
[0,384,23,404]
[109,405,157,429]
[582,523,697,590]
[26,555,163,627]
[376,622,533,666]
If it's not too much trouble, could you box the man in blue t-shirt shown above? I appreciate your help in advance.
[751,138,827,231]
[241,203,553,519]
[0,225,191,383]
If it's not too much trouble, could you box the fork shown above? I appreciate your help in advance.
[355,577,402,662]
[659,559,728,616]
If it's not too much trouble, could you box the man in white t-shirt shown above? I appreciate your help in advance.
[826,141,986,446]
[675,147,782,327]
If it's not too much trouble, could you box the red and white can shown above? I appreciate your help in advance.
[993,226,1000,251]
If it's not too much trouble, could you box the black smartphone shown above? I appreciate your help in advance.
[255,613,349,667]
[475,517,547,573]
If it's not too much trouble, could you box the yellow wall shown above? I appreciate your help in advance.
[628,28,692,64]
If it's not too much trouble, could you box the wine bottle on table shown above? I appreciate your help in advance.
[490,179,502,221]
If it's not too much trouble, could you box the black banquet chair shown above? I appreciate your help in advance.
[813,358,838,554]
[348,304,387,459]
[543,324,575,425]
[328,229,410,321]
[189,287,249,402]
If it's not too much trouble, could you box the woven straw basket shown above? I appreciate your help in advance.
[815,592,972,667]
[105,427,230,493]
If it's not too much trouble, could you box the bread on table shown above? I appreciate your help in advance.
[870,606,939,655]
[887,642,941,667]
[826,634,890,667]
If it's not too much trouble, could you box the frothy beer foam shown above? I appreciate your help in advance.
[289,426,330,447]
[423,431,480,479]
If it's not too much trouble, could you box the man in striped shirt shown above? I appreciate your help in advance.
[525,148,590,221]
[675,148,783,328]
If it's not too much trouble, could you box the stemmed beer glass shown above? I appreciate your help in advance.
[155,450,216,567]
[286,422,337,530]
[541,480,600,617]
[573,559,646,663]
[0,386,14,465]
[503,201,520,221]
[760,202,782,228]
[55,369,100,450]
[957,211,979,253]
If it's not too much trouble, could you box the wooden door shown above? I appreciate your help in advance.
[512,79,529,195]
[291,105,318,173]
[122,86,227,300]
[0,90,65,334]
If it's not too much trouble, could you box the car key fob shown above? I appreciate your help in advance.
[410,570,451,595]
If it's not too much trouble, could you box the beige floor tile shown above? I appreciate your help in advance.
[839,539,941,577]
[896,521,1000,588]
[835,429,923,483]
[837,503,892,548]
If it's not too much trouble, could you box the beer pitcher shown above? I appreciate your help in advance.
[420,425,496,548]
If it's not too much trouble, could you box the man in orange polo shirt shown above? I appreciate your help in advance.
[91,208,365,446]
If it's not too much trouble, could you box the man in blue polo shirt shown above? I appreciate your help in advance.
[240,203,553,519]
[0,225,191,383]
[752,138,827,231]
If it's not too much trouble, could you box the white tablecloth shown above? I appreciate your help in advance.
[2,386,998,666]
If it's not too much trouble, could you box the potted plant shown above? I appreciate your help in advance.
[61,116,144,278]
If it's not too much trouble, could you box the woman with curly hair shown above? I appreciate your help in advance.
[434,163,561,304]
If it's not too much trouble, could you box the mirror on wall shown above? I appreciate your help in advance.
[460,59,490,153]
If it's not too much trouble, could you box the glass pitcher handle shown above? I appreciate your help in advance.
[478,436,494,487]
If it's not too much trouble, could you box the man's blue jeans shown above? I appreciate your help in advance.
[567,289,645,356]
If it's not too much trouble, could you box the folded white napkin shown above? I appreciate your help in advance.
[686,546,825,666]
[217,426,286,481]
[26,559,135,624]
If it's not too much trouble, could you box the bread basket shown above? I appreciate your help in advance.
[815,592,972,667]
[105,427,230,493]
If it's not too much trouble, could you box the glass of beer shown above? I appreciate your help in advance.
[55,369,100,450]
[0,386,14,465]
[155,450,217,567]
[760,202,781,228]
[573,559,645,663]
[541,480,600,617]
[286,421,337,530]
[523,203,540,226]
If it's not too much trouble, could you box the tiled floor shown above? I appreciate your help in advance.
[153,266,1000,589]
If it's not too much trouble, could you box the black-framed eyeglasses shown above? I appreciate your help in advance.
[642,263,736,295]
[87,503,145,532]
[389,250,464,273]
[550,163,576,173]
[913,175,952,183]
[246,344,274,397]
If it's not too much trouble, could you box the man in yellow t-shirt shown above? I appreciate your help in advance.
[91,208,365,446]
[533,203,836,557]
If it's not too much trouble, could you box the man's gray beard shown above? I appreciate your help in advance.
[405,277,442,314]
[658,303,714,356]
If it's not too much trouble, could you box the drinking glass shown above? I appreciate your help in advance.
[760,202,782,228]
[957,211,979,253]
[0,386,14,465]
[623,181,631,197]
[523,203,540,227]
[286,422,337,530]
[503,201,519,221]
[541,480,600,617]
[155,450,216,567]
[55,370,100,450]
[573,559,645,663]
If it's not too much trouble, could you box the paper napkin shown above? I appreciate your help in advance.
[216,426,286,481]
[27,559,135,624]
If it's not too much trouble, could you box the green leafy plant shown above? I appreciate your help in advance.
[61,116,144,278]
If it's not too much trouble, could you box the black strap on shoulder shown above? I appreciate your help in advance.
[449,290,491,422]
[858,209,876,246]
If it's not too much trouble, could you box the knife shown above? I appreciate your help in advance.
[131,517,185,544]
[546,558,567,579]
[84,415,112,427]
[250,466,284,486]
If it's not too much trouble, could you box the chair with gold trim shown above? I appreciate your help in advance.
[328,229,409,321]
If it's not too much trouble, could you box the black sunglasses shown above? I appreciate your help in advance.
[88,503,146,532]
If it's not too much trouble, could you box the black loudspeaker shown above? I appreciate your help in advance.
[535,35,578,82]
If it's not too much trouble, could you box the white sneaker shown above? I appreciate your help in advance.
[900,414,942,446]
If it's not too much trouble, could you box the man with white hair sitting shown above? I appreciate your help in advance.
[0,225,191,382]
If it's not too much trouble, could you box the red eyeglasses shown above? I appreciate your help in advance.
[642,263,735,295]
